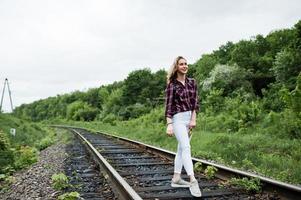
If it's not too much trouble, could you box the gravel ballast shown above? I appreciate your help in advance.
[0,142,68,200]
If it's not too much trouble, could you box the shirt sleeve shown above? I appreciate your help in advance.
[165,82,174,118]
[192,79,200,113]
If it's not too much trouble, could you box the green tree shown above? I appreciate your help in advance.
[194,54,218,83]
[213,41,235,64]
[83,88,101,108]
[266,29,295,56]
[119,103,151,120]
[66,101,98,121]
[273,48,301,89]
[101,88,123,117]
[145,69,166,107]
[122,68,153,105]
[281,73,301,116]
[202,64,251,96]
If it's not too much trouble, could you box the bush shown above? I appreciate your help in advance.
[51,173,69,190]
[204,166,218,179]
[204,95,263,133]
[229,177,261,192]
[76,106,98,121]
[262,83,286,112]
[0,130,14,174]
[273,48,301,89]
[203,88,224,114]
[58,192,80,200]
[35,136,54,150]
[14,146,38,170]
[66,101,98,121]
[262,109,301,139]
[101,113,118,125]
[119,103,151,120]
[202,64,251,96]
[194,162,203,173]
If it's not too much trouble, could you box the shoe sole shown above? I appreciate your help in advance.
[189,187,202,197]
[171,183,190,188]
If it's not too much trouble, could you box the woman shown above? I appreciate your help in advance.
[165,56,202,197]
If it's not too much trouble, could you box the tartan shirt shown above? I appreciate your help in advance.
[165,77,200,118]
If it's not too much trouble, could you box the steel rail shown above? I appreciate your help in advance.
[98,131,301,200]
[53,125,301,200]
[69,128,142,200]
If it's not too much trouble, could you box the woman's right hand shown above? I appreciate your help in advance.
[166,124,174,137]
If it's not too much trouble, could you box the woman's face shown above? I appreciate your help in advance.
[177,58,188,75]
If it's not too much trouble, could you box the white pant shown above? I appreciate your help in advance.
[172,111,194,176]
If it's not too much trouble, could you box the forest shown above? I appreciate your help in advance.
[1,20,301,185]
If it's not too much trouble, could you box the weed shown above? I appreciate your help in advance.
[229,177,261,192]
[14,146,38,170]
[35,136,54,150]
[194,162,203,173]
[0,175,15,192]
[0,174,6,181]
[51,173,69,190]
[58,191,80,200]
[204,166,218,179]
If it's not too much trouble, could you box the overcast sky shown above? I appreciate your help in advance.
[0,0,300,112]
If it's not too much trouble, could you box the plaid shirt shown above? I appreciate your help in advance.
[165,77,200,118]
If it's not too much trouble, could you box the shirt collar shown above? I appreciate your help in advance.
[174,77,189,87]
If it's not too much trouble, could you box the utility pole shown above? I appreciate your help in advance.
[0,78,14,112]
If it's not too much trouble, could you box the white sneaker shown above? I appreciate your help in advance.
[171,178,191,188]
[189,180,202,197]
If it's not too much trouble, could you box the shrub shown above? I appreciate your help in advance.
[202,64,250,96]
[204,166,218,179]
[262,109,301,139]
[262,83,286,112]
[0,175,15,192]
[66,101,98,121]
[35,136,54,150]
[272,48,301,88]
[76,106,98,121]
[229,177,261,192]
[194,162,203,173]
[51,173,69,190]
[119,103,151,120]
[101,113,118,125]
[14,146,38,170]
[203,88,224,114]
[58,192,80,200]
[0,130,14,174]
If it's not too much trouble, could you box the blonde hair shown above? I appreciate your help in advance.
[166,56,186,84]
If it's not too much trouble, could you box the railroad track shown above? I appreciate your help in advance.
[53,125,301,200]
[63,135,118,199]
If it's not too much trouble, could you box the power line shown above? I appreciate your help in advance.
[0,78,14,112]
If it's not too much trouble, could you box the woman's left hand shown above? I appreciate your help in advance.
[189,120,196,130]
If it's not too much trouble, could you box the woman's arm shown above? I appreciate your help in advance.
[189,79,199,130]
[189,110,197,130]
[166,117,173,136]
[191,79,200,113]
[166,117,173,124]
[165,82,174,119]
[165,83,174,136]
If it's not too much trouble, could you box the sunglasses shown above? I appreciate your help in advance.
[178,62,187,66]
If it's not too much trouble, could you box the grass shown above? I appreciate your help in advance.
[0,113,72,192]
[60,119,301,185]
[0,114,53,148]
